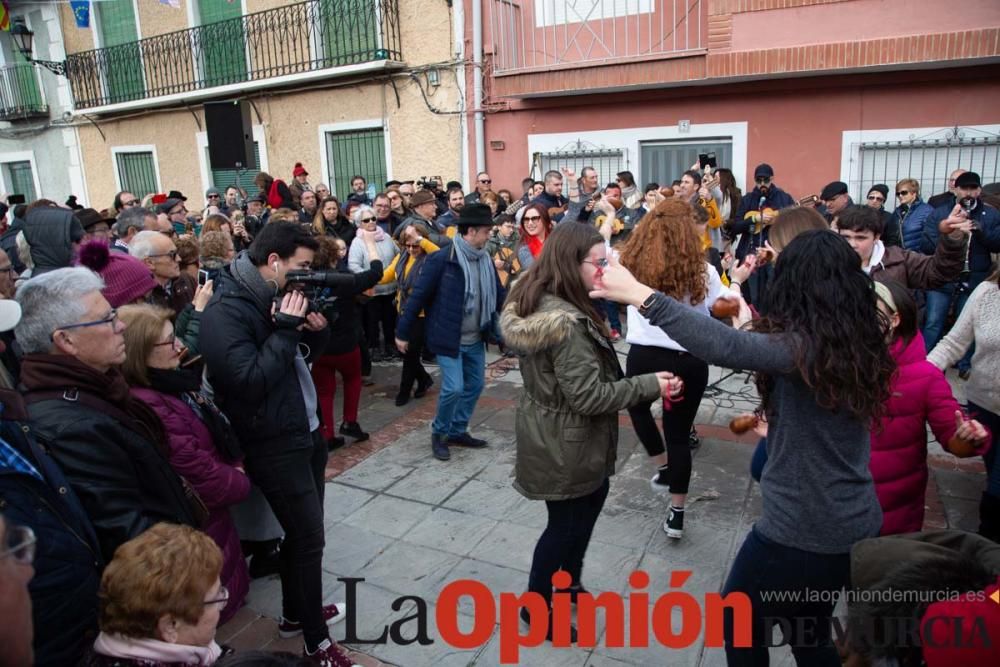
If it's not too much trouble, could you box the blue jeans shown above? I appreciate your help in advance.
[432,341,486,437]
[923,282,977,371]
[603,300,621,331]
[722,526,851,666]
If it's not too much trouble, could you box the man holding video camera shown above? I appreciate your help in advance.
[200,221,355,664]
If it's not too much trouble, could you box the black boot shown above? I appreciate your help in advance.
[247,538,282,579]
[979,492,1000,543]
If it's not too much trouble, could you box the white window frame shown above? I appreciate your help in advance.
[527,122,749,192]
[195,124,269,195]
[317,119,392,198]
[0,150,42,202]
[840,124,1000,194]
[111,144,162,194]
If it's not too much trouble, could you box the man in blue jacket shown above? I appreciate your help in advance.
[396,204,505,461]
[920,171,1000,376]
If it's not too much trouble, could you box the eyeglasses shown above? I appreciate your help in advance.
[523,215,542,223]
[149,250,179,260]
[207,194,220,199]
[0,524,36,565]
[867,195,885,202]
[405,243,422,248]
[56,309,118,333]
[159,230,178,239]
[360,217,377,223]
[121,199,139,207]
[896,190,910,197]
[478,179,492,184]
[169,208,188,216]
[755,177,771,185]
[153,335,183,350]
[583,258,609,268]
[203,586,230,610]
[0,265,15,275]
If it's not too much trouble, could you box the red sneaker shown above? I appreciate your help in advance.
[303,638,358,667]
[279,602,347,638]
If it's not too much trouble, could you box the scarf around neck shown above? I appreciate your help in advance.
[229,251,275,313]
[453,235,496,330]
[93,632,222,666]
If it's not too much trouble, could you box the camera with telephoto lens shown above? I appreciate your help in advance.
[283,269,349,313]
[417,178,440,191]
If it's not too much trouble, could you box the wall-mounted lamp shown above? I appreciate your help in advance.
[11,16,68,76]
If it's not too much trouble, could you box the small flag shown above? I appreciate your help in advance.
[1,1,10,32]
[158,0,181,9]
[70,0,90,29]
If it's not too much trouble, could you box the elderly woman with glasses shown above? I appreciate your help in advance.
[117,304,250,624]
[348,205,401,363]
[87,523,232,666]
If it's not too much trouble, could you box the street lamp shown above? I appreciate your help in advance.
[10,16,67,77]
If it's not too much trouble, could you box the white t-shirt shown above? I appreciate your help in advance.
[624,263,726,352]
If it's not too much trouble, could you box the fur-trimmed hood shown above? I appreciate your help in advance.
[500,294,593,354]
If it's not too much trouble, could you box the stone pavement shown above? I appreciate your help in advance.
[218,350,986,667]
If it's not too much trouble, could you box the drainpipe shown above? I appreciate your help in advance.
[471,0,485,174]
[453,0,469,187]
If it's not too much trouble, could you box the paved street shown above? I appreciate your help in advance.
[218,348,986,667]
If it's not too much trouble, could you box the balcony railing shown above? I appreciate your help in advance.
[66,0,401,109]
[0,63,48,120]
[488,0,704,74]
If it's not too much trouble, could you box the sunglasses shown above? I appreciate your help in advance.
[207,194,220,199]
[121,200,139,207]
[755,177,771,185]
[405,243,422,248]
[867,195,885,202]
[478,179,492,184]
[360,217,377,223]
[896,190,910,197]
[523,215,542,222]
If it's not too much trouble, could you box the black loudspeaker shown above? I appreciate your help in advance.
[204,100,256,170]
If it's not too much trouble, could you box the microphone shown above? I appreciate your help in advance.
[759,196,766,209]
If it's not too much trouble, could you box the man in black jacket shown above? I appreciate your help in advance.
[14,267,199,563]
[200,222,352,664]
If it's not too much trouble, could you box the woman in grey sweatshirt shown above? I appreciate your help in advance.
[592,229,894,666]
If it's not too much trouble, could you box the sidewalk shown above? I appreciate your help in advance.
[218,351,986,666]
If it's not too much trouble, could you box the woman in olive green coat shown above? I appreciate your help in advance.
[500,222,681,642]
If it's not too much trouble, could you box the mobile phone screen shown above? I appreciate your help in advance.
[198,269,209,286]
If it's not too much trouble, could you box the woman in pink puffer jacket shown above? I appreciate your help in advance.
[871,280,991,535]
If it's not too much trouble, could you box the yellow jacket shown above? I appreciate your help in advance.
[380,237,440,314]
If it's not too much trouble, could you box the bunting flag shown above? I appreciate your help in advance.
[70,0,90,29]
[1,1,10,32]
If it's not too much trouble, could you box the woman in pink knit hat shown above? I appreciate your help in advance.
[77,241,157,307]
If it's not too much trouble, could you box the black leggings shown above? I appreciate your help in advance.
[528,478,610,602]
[398,316,432,396]
[625,344,709,495]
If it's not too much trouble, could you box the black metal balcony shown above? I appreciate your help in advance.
[0,63,49,120]
[65,0,402,109]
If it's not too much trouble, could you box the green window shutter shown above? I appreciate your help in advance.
[319,0,380,67]
[115,151,158,200]
[198,0,247,87]
[210,141,262,197]
[325,127,386,200]
[97,0,144,103]
[10,49,44,111]
[5,161,37,202]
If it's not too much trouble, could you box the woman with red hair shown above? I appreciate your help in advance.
[618,198,738,541]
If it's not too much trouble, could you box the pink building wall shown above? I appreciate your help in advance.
[477,67,1000,199]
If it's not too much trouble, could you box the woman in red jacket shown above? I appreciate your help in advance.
[870,280,990,534]
[118,304,250,623]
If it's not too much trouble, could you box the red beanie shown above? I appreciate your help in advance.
[293,162,308,177]
[77,241,158,307]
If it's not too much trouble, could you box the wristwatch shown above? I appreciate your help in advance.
[637,292,658,317]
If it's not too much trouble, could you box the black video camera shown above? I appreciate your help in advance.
[417,177,440,191]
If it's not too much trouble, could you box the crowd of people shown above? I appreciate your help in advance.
[0,155,998,667]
